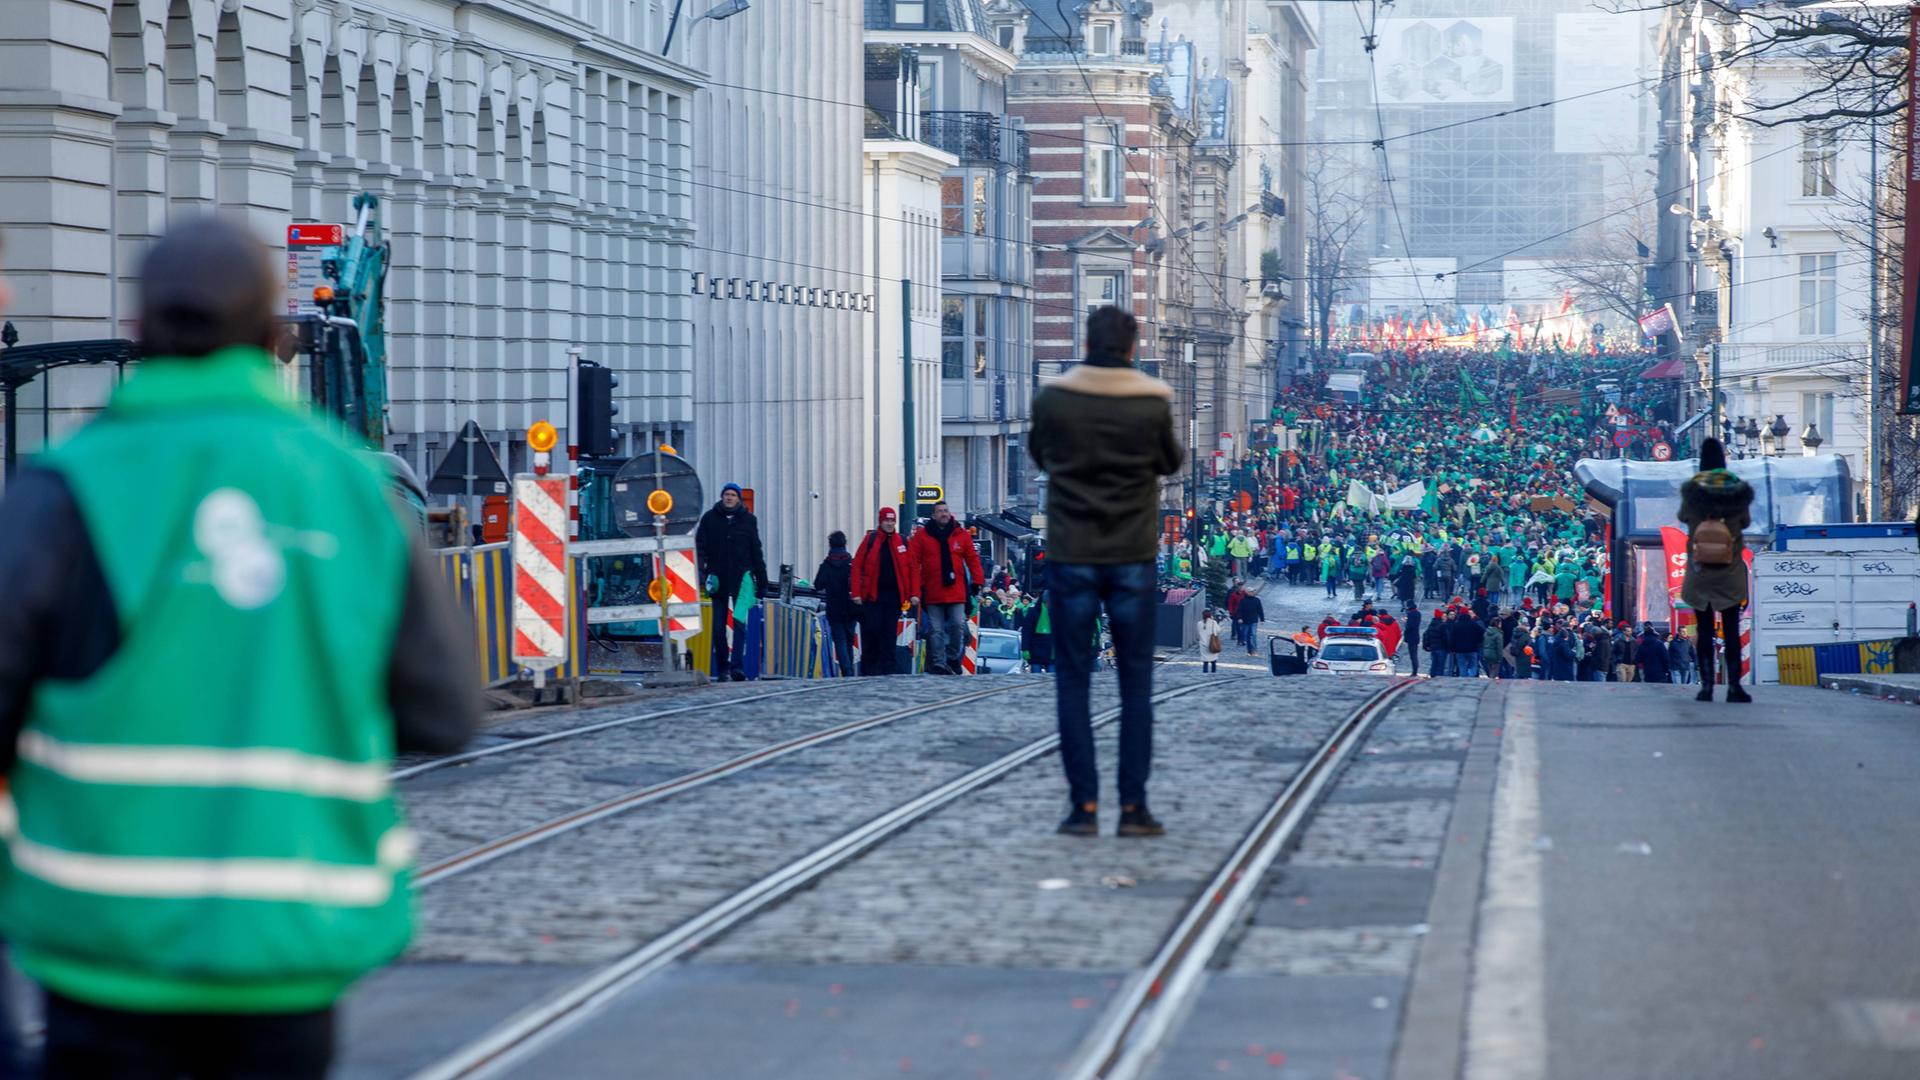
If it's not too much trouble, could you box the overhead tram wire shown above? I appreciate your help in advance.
[1358,0,1428,315]
[343,0,1719,159]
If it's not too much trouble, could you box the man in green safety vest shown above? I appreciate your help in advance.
[0,219,477,1077]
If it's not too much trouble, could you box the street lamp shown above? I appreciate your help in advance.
[662,0,750,53]
[1767,414,1790,457]
[1740,416,1761,457]
[1800,421,1824,457]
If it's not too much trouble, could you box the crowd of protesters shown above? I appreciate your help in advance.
[1171,343,1713,681]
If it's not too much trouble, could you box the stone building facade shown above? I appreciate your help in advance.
[0,0,697,483]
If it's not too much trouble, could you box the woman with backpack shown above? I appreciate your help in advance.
[1678,438,1755,703]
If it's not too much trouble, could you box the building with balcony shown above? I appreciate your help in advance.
[999,0,1212,520]
[0,0,698,487]
[867,0,1036,539]
[863,46,952,530]
[1693,10,1871,505]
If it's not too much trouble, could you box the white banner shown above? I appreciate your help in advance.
[1385,481,1427,511]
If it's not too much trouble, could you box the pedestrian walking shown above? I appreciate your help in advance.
[1401,604,1423,676]
[908,500,984,675]
[1635,622,1672,683]
[1237,589,1266,655]
[0,219,478,1080]
[851,508,918,676]
[1668,630,1696,684]
[1423,608,1451,677]
[1480,615,1505,681]
[1200,610,1226,673]
[1021,591,1056,673]
[1451,607,1486,678]
[813,531,857,677]
[1680,438,1754,703]
[695,482,770,682]
[1506,618,1532,680]
[1029,306,1183,837]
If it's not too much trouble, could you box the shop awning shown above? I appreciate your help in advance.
[971,514,1037,542]
[1640,357,1687,380]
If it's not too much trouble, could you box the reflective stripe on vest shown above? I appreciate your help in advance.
[0,796,414,906]
[18,732,390,803]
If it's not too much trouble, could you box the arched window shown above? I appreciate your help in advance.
[320,53,347,156]
[392,74,417,169]
[110,0,152,108]
[355,63,382,163]
[423,81,446,175]
[477,96,499,181]
[214,6,245,127]
[163,0,199,119]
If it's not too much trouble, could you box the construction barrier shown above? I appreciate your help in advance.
[691,597,763,679]
[435,543,587,686]
[762,599,834,679]
[1775,638,1900,687]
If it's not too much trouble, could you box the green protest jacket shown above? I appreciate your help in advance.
[5,348,416,1013]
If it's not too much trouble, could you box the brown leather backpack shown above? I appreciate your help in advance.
[1692,518,1736,567]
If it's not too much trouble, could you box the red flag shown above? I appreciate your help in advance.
[1558,288,1575,314]
[1659,526,1689,610]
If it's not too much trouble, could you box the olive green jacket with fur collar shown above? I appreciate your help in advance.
[1029,363,1184,564]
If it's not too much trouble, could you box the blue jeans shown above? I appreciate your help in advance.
[1430,651,1450,676]
[1050,561,1158,809]
[828,620,855,677]
[1455,652,1482,678]
[923,602,966,673]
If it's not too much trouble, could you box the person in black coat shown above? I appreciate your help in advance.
[1236,591,1266,655]
[1020,593,1056,672]
[1422,609,1450,676]
[1668,631,1697,684]
[1635,623,1672,683]
[1401,604,1423,677]
[813,531,856,677]
[694,483,770,680]
[1448,609,1487,677]
[1394,559,1417,603]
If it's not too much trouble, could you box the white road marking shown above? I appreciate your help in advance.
[1464,681,1548,1080]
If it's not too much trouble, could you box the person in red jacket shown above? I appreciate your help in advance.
[851,507,919,675]
[909,501,986,675]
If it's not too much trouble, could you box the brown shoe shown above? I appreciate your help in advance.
[1117,805,1166,837]
[1058,802,1099,836]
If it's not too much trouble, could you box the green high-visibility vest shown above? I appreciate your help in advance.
[7,347,415,1013]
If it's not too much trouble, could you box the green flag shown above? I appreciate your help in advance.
[732,572,758,624]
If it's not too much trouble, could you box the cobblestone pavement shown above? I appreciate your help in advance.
[698,676,1400,971]
[398,675,1052,866]
[402,672,1171,963]
[1219,679,1483,975]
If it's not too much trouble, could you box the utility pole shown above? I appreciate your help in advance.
[901,277,916,528]
[1868,112,1882,516]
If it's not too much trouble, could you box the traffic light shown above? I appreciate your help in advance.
[577,359,619,458]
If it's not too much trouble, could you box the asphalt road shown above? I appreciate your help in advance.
[1481,681,1920,1080]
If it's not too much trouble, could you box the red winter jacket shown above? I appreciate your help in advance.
[852,522,918,604]
[907,520,985,605]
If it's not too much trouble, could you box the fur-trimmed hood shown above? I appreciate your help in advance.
[1679,469,1755,521]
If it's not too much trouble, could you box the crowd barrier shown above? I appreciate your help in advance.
[433,543,588,686]
[762,599,834,679]
[1775,638,1900,687]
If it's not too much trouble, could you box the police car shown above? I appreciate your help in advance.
[1309,626,1394,676]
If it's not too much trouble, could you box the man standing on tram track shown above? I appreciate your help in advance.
[695,482,769,682]
[0,218,477,1078]
[1029,306,1183,838]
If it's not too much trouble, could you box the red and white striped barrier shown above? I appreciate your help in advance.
[961,614,979,674]
[511,474,570,684]
[660,548,700,640]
